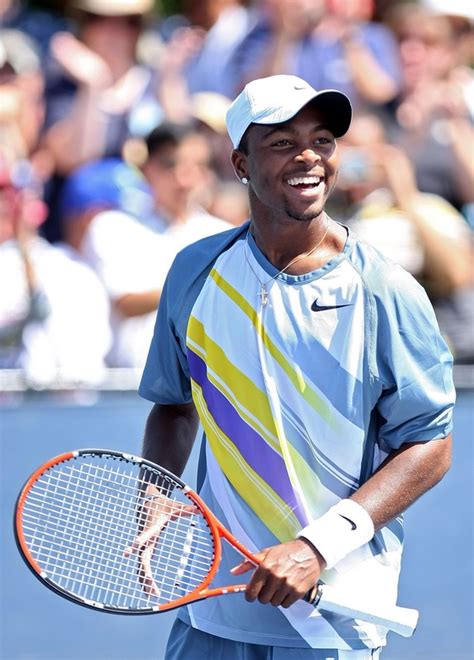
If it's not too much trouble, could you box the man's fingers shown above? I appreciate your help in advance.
[280,591,302,609]
[125,501,198,557]
[236,540,322,607]
[138,542,161,597]
[124,516,167,556]
[254,576,284,605]
[230,560,255,575]
[123,495,201,599]
[245,566,269,602]
[230,551,264,575]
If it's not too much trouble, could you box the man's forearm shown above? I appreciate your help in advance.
[298,435,452,569]
[115,290,161,318]
[352,434,452,530]
[142,402,199,477]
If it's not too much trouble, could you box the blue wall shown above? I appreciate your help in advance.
[1,391,472,659]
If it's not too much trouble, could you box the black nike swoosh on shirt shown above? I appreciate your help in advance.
[338,514,357,531]
[311,300,353,312]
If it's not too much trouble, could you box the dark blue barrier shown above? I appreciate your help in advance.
[1,390,472,659]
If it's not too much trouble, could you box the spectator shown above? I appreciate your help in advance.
[333,111,474,362]
[383,2,474,213]
[58,156,154,249]
[177,0,253,97]
[0,30,51,176]
[189,90,250,226]
[0,156,112,387]
[230,0,402,108]
[0,157,49,368]
[38,0,163,242]
[190,90,237,180]
[61,125,231,369]
[0,27,112,387]
[133,0,251,130]
[136,122,232,248]
[43,0,163,174]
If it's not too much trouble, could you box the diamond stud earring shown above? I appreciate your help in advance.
[241,177,249,184]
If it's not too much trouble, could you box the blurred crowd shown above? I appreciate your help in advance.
[0,0,473,389]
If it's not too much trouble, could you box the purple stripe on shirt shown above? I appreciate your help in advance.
[187,347,308,526]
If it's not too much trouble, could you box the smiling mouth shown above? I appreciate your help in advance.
[286,175,323,190]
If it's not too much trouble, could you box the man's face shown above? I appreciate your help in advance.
[234,104,339,223]
[143,134,214,218]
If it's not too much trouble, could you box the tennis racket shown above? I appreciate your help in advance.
[15,449,418,637]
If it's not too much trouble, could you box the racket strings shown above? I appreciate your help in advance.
[19,455,216,610]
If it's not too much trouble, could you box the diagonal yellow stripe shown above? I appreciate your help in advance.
[191,380,300,541]
[187,316,277,449]
[187,319,323,515]
[209,268,336,429]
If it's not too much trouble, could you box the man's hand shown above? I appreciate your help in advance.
[124,490,197,597]
[231,538,325,609]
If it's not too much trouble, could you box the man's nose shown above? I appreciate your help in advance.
[295,148,321,164]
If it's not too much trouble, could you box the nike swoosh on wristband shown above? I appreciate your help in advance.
[311,299,353,312]
[338,514,357,531]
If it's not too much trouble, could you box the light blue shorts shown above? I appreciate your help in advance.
[165,619,382,660]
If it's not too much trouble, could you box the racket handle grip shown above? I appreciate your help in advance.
[304,583,419,638]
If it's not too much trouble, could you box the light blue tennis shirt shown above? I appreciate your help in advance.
[139,223,454,650]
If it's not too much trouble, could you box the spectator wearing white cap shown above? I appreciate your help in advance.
[43,0,162,175]
[136,74,454,659]
[40,0,209,243]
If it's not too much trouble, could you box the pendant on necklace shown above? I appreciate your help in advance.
[258,284,269,307]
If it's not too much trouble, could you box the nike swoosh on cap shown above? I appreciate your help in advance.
[311,299,353,312]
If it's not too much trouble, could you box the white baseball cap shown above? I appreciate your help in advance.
[226,75,352,149]
[420,0,473,19]
[71,0,154,15]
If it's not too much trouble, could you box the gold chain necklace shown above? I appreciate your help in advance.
[244,219,330,307]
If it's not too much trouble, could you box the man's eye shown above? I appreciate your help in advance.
[272,139,291,147]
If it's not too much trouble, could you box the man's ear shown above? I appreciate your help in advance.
[231,149,249,184]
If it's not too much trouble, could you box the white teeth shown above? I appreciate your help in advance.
[287,176,321,186]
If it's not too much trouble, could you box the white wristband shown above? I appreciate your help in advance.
[297,499,375,569]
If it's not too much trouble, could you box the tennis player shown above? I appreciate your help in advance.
[138,74,455,659]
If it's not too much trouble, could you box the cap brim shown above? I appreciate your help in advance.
[254,89,352,139]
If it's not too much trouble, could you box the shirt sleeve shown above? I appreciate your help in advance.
[372,267,455,449]
[138,223,250,405]
[138,266,192,405]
